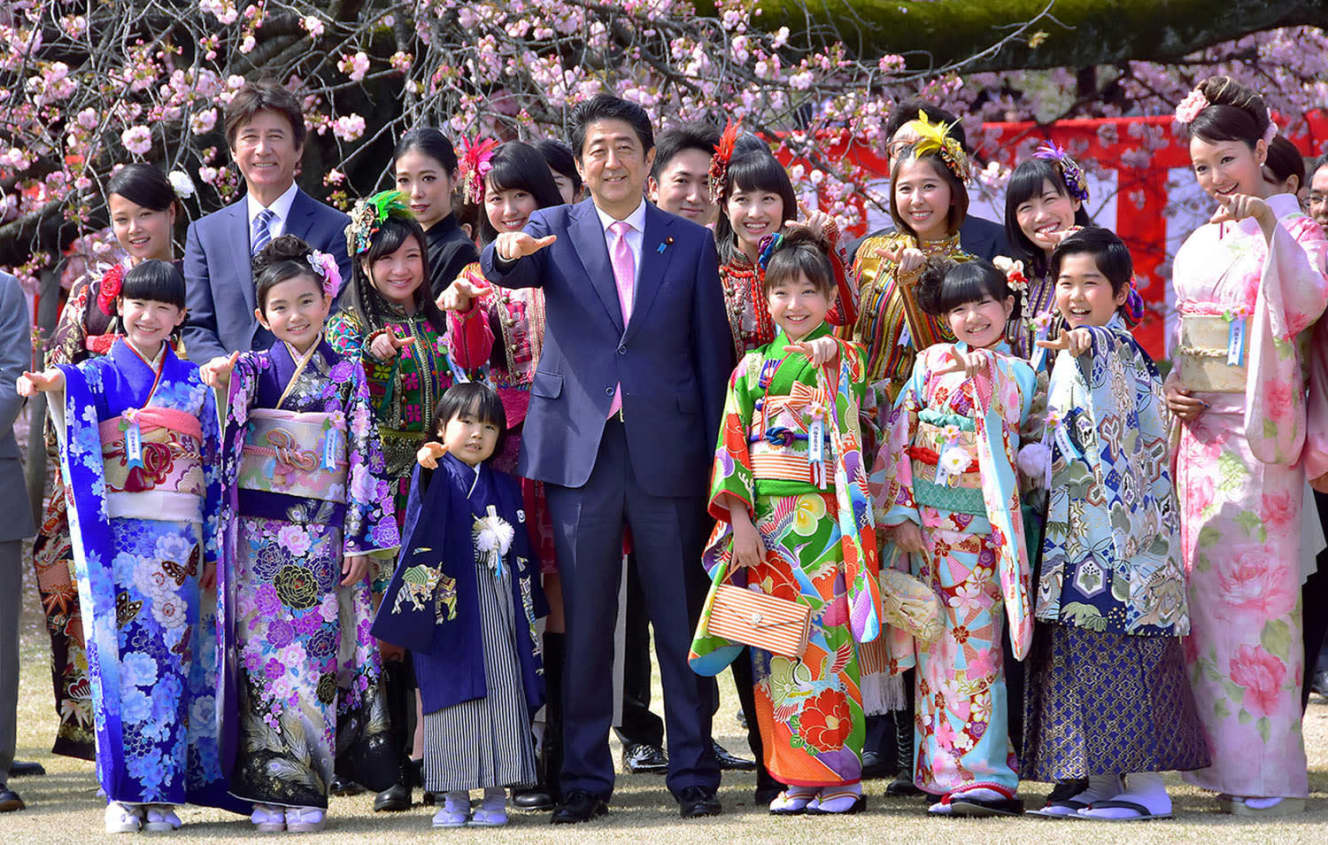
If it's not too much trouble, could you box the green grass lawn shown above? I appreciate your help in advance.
[7,541,1327,843]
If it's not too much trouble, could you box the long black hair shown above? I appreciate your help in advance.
[337,214,447,334]
[714,149,797,264]
[1002,158,1092,278]
[478,141,564,245]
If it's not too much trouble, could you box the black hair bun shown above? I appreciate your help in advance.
[915,256,955,315]
[253,234,312,274]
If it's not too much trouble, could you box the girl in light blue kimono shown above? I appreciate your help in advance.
[20,260,241,834]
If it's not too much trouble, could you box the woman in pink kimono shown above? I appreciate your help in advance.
[1167,75,1328,817]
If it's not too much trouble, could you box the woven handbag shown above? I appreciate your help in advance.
[707,583,812,660]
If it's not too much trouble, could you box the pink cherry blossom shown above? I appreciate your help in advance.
[332,114,366,141]
[120,125,152,156]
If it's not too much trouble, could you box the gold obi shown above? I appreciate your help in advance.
[1176,313,1247,393]
[912,420,982,490]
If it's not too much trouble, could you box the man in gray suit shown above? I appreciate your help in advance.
[0,270,35,811]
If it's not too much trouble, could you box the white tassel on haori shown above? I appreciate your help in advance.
[1017,441,1052,489]
[472,505,515,578]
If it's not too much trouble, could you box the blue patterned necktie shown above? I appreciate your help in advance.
[251,208,275,255]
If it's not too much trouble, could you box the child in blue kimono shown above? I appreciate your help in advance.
[372,382,546,828]
[19,260,241,833]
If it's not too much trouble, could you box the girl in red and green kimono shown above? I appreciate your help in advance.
[690,230,882,815]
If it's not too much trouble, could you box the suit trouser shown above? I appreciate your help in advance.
[546,419,719,800]
[0,540,21,787]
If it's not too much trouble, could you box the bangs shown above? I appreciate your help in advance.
[1005,158,1066,208]
[728,152,794,203]
[120,259,186,309]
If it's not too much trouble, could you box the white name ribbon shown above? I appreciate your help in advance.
[322,428,340,471]
[1226,317,1245,367]
[809,419,824,462]
[898,323,912,348]
[124,420,144,469]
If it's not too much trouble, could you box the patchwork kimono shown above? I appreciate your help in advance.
[1172,192,1328,799]
[219,339,401,808]
[373,454,546,792]
[1021,318,1209,781]
[872,341,1034,796]
[689,323,882,788]
[326,308,454,588]
[49,338,238,810]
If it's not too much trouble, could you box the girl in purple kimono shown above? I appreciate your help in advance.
[19,261,238,834]
[200,236,402,832]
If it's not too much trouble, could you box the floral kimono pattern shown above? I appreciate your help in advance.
[872,342,1035,795]
[31,267,123,759]
[689,323,881,787]
[220,340,402,808]
[326,308,453,588]
[50,339,239,810]
[1173,193,1328,799]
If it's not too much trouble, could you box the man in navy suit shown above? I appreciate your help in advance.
[479,95,730,822]
[182,81,350,361]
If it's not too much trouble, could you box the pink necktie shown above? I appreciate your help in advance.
[607,220,634,418]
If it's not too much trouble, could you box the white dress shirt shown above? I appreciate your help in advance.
[245,180,299,241]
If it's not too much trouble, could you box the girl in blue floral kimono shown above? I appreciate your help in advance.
[373,383,546,828]
[1021,227,1208,821]
[200,236,402,832]
[20,261,240,834]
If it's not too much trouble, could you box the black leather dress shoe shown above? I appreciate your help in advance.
[8,761,45,778]
[329,775,363,796]
[885,774,923,796]
[677,785,721,818]
[550,789,608,823]
[0,787,24,812]
[622,742,668,774]
[373,782,412,811]
[512,785,555,811]
[712,740,755,772]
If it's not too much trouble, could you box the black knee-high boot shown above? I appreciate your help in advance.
[884,670,921,796]
[373,658,413,811]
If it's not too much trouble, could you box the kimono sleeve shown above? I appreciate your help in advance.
[341,359,400,556]
[199,377,225,569]
[443,266,497,372]
[371,465,451,652]
[874,355,926,529]
[218,352,261,485]
[1246,212,1328,465]
[706,354,760,521]
[326,312,398,420]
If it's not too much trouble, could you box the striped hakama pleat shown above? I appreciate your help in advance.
[422,563,537,792]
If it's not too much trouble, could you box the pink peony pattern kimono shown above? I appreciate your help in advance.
[1172,192,1328,799]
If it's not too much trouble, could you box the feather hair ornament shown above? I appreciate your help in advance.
[345,190,413,256]
[1033,141,1090,203]
[708,120,741,203]
[457,136,500,206]
[903,110,970,183]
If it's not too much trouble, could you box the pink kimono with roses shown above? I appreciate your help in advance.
[1171,191,1328,799]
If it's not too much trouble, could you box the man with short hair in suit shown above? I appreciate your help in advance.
[478,94,730,823]
[182,80,351,361]
[0,270,35,812]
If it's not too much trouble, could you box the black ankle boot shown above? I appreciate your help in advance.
[540,632,565,804]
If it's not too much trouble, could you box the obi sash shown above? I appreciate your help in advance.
[97,407,205,523]
[1176,313,1246,393]
[237,409,348,521]
[910,415,985,514]
[747,381,835,486]
[379,426,423,477]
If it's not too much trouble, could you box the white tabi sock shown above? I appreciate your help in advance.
[1080,772,1169,820]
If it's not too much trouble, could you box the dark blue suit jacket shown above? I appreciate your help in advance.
[182,188,350,362]
[481,199,732,498]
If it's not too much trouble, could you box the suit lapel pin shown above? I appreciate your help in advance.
[657,236,674,254]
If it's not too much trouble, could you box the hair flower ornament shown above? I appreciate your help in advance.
[708,120,741,204]
[1033,141,1090,203]
[457,135,499,205]
[756,231,784,271]
[993,255,1033,327]
[472,505,515,578]
[345,190,412,256]
[905,110,969,183]
[167,170,196,199]
[1263,107,1278,145]
[307,249,341,297]
[1175,88,1210,125]
[97,264,125,316]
